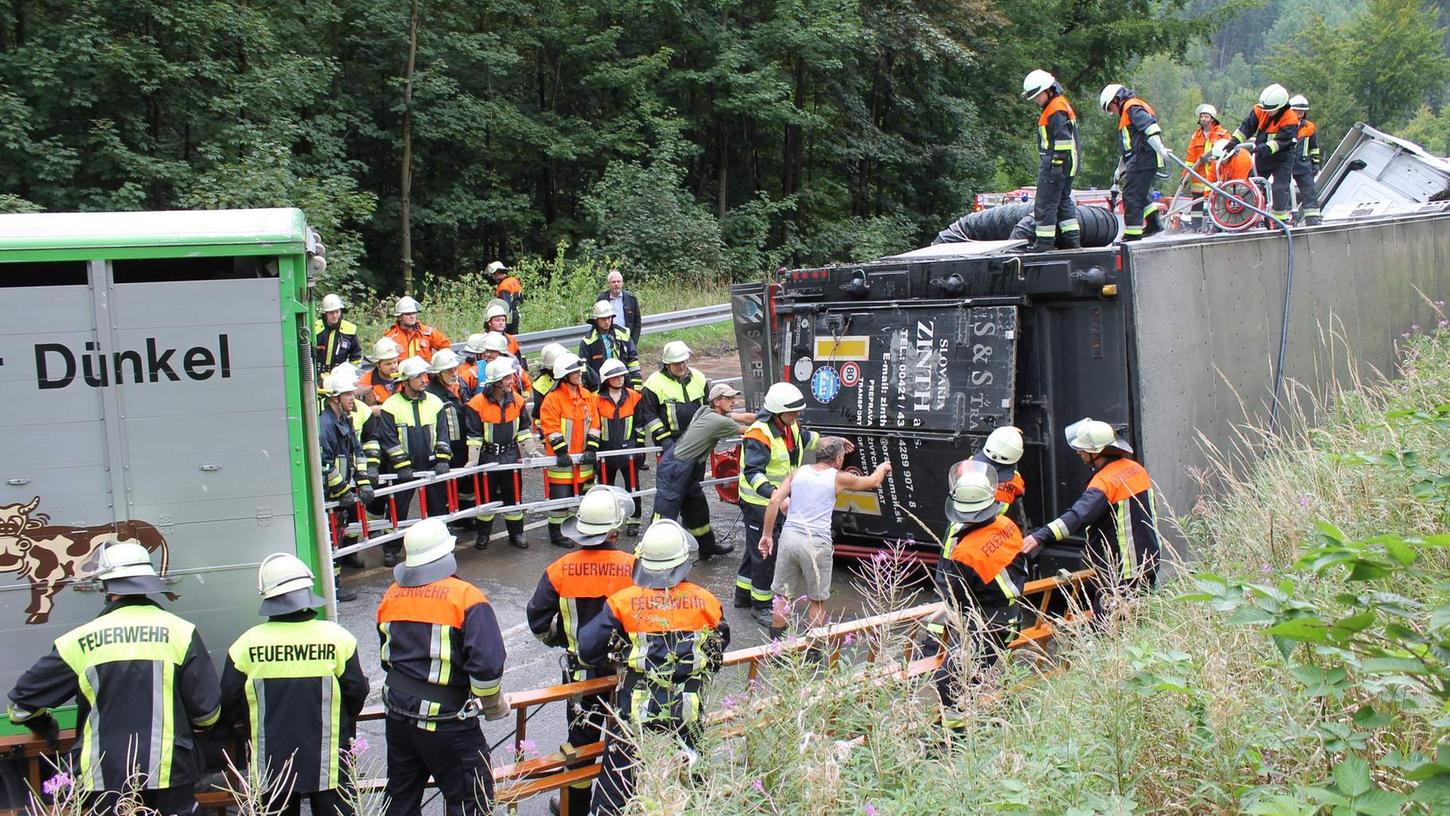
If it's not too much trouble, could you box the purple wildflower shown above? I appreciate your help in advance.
[1439,319,1448,329]
[864,805,879,816]
[518,739,538,756]
[752,779,765,793]
[1298,494,1311,508]
[348,737,370,756]
[843,632,857,646]
[42,773,71,797]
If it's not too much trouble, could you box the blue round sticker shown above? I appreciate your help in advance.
[810,366,841,403]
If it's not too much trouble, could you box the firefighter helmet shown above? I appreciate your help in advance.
[429,348,462,374]
[661,341,692,364]
[369,337,401,362]
[95,541,168,595]
[394,296,421,316]
[553,352,585,379]
[763,382,806,414]
[1195,103,1219,122]
[1064,417,1134,455]
[563,485,632,547]
[589,301,615,321]
[1099,83,1128,112]
[483,358,516,386]
[320,293,346,312]
[982,426,1025,465]
[945,459,1000,524]
[485,261,509,277]
[1289,94,1309,112]
[1211,138,1234,161]
[1258,84,1290,111]
[482,332,510,355]
[464,333,489,354]
[599,359,629,383]
[539,343,567,373]
[322,367,360,396]
[485,302,509,323]
[1021,69,1056,99]
[402,518,456,568]
[256,553,324,615]
[398,356,430,380]
[633,519,695,589]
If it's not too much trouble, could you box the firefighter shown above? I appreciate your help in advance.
[933,461,1028,711]
[1289,94,1323,225]
[594,358,650,535]
[360,337,404,405]
[1100,83,1173,241]
[640,340,710,451]
[484,302,528,369]
[737,382,819,622]
[384,296,452,362]
[426,348,474,531]
[377,518,509,816]
[539,353,602,548]
[482,331,533,394]
[463,358,534,550]
[458,333,487,393]
[1208,138,1254,184]
[652,382,753,559]
[1021,69,1080,251]
[1225,84,1303,226]
[220,554,369,816]
[320,366,370,600]
[1024,418,1160,617]
[7,542,221,816]
[577,519,729,816]
[487,261,523,334]
[524,486,637,816]
[370,356,455,566]
[314,293,362,378]
[532,342,567,420]
[974,425,1026,525]
[578,300,642,389]
[1184,104,1230,231]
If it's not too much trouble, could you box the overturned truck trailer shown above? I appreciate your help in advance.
[731,138,1449,574]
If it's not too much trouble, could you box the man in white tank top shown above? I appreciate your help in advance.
[758,437,891,637]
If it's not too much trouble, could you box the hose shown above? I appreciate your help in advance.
[1164,150,1295,433]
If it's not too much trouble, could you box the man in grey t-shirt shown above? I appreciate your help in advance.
[650,382,755,558]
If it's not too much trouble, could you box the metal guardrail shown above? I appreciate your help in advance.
[491,303,731,355]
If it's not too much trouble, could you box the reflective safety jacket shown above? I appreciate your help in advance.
[377,576,506,728]
[596,387,649,450]
[738,417,818,506]
[578,325,641,389]
[220,611,368,794]
[1117,97,1164,173]
[577,581,729,726]
[531,371,555,425]
[937,516,1027,608]
[1183,123,1231,193]
[1037,93,1079,177]
[1296,118,1321,172]
[540,381,602,481]
[320,405,371,500]
[384,322,452,363]
[426,379,470,468]
[457,359,480,395]
[372,389,454,472]
[7,598,221,793]
[464,388,531,461]
[313,318,362,376]
[526,548,637,659]
[1037,457,1159,581]
[495,276,523,334]
[360,367,402,406]
[1232,105,1300,163]
[640,367,709,445]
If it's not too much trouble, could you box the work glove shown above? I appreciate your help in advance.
[555,452,574,469]
[366,467,379,486]
[358,485,375,505]
[396,467,414,483]
[336,489,358,507]
[579,450,597,466]
[432,461,450,476]
[479,692,509,721]
[25,714,60,751]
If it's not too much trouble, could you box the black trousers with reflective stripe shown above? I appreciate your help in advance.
[597,449,644,519]
[1120,168,1160,238]
[277,788,353,816]
[384,715,493,816]
[932,600,1019,709]
[651,452,714,549]
[591,719,699,816]
[737,501,782,608]
[1033,163,1078,242]
[560,660,614,816]
[1255,152,1295,217]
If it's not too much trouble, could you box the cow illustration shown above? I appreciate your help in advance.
[0,497,171,625]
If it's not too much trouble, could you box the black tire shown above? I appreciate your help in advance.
[1075,205,1119,247]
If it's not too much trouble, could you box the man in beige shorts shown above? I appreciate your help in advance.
[758,436,891,638]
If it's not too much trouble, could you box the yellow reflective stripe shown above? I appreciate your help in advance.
[1231,129,1246,143]
[1053,140,1076,149]
[994,572,1019,600]
[1038,124,1049,151]
[1144,123,1162,137]
[470,676,500,697]
[157,661,175,787]
[1116,498,1134,579]
[437,626,452,686]
[1047,519,1069,541]
[561,597,578,654]
[1267,141,1280,154]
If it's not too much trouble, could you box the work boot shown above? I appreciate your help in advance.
[1057,232,1082,250]
[549,796,560,816]
[624,519,641,538]
[505,518,527,549]
[1021,236,1055,253]
[766,624,787,640]
[474,519,494,550]
[338,551,365,570]
[549,528,573,549]
[733,587,753,609]
[1143,211,1165,237]
[335,581,358,602]
[752,607,775,628]
[1304,215,1322,226]
[696,533,734,560]
[381,548,399,568]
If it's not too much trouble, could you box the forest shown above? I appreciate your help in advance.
[1,0,1446,296]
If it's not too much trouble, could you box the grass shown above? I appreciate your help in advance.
[625,322,1450,814]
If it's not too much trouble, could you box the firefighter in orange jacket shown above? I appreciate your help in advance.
[972,425,1026,526]
[1289,94,1322,225]
[736,382,818,618]
[360,337,404,405]
[487,261,523,334]
[377,519,508,816]
[578,519,729,816]
[1207,138,1254,184]
[1100,83,1174,241]
[1225,84,1303,225]
[539,352,602,548]
[1184,104,1230,230]
[1021,70,1080,252]
[524,486,637,816]
[594,358,652,536]
[463,358,535,551]
[484,303,528,370]
[384,296,452,362]
[369,356,455,566]
[1024,418,1160,617]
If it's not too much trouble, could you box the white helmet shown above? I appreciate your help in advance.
[563,485,633,546]
[398,356,430,380]
[1099,83,1127,112]
[464,333,489,354]
[945,459,1000,523]
[1258,83,1289,111]
[1064,417,1133,455]
[762,382,806,414]
[553,352,585,379]
[1289,94,1309,112]
[982,426,1024,465]
[402,517,455,568]
[256,553,323,615]
[1021,69,1055,99]
[320,293,346,312]
[94,541,167,594]
[633,519,694,589]
[588,301,615,322]
[322,366,360,396]
[485,261,509,277]
[370,337,402,363]
[1194,103,1218,121]
[429,348,462,374]
[395,296,421,316]
[1211,138,1234,161]
[661,341,692,364]
[482,332,510,354]
[599,359,630,383]
[485,302,509,323]
[539,343,567,372]
[483,358,516,386]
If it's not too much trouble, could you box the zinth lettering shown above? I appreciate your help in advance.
[78,625,170,652]
[247,643,338,663]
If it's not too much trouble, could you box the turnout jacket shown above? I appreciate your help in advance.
[359,367,402,406]
[1117,97,1164,173]
[1033,457,1160,582]
[1183,123,1231,193]
[383,321,452,363]
[1296,118,1321,172]
[494,276,524,334]
[526,548,637,657]
[595,387,651,451]
[371,389,455,472]
[425,378,470,468]
[936,516,1028,609]
[220,611,368,794]
[972,451,1026,526]
[464,387,531,459]
[578,324,641,389]
[313,318,362,375]
[640,367,709,445]
[1231,106,1300,163]
[320,405,371,500]
[540,381,602,480]
[1037,93,1079,177]
[7,598,221,792]
[377,576,506,725]
[738,416,818,506]
[577,581,729,726]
